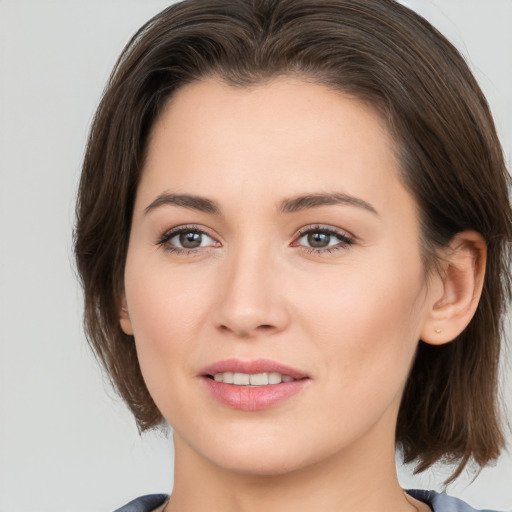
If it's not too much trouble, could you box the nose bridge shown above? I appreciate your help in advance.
[213,236,289,337]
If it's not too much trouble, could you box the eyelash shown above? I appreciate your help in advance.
[157,224,354,256]
[157,225,218,255]
[293,225,354,254]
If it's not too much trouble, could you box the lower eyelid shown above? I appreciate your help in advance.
[300,244,348,255]
[294,227,354,245]
[156,225,222,255]
[157,225,353,255]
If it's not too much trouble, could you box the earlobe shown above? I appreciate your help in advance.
[119,297,134,336]
[421,230,486,346]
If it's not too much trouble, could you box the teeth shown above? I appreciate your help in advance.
[268,372,282,384]
[233,373,250,385]
[249,373,268,386]
[212,372,296,386]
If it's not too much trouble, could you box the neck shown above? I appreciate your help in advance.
[166,429,425,512]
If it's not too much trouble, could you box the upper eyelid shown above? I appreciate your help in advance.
[156,224,355,248]
[157,224,219,246]
[159,223,352,235]
[295,224,355,239]
[160,224,213,237]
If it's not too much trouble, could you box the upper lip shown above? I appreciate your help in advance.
[201,358,309,380]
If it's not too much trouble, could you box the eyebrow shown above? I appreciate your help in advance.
[278,192,378,215]
[144,193,221,215]
[144,191,378,216]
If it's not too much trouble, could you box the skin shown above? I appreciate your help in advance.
[120,77,485,512]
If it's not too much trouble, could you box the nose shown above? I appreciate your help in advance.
[212,245,290,338]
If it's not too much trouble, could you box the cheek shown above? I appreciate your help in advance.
[123,254,214,392]
[294,252,427,385]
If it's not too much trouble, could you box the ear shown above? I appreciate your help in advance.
[119,296,134,336]
[421,230,486,345]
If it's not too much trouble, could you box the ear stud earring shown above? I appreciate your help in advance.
[435,328,442,334]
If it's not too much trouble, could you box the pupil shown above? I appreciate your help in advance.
[308,232,330,248]
[180,231,202,248]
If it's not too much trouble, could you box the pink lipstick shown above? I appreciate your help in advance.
[200,359,309,411]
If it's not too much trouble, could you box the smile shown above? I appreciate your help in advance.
[201,359,309,411]
[211,372,296,386]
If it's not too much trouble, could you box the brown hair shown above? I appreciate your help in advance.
[74,0,512,482]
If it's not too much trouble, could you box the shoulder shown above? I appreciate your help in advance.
[112,494,168,512]
[407,489,506,512]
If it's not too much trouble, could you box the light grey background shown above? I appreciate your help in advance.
[0,1,511,511]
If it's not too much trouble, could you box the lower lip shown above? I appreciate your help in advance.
[203,378,308,411]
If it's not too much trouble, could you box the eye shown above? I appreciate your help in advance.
[158,226,219,253]
[293,226,354,252]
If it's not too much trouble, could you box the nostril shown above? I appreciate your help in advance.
[217,323,275,337]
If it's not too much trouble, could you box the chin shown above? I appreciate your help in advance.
[176,425,336,478]
[210,450,312,477]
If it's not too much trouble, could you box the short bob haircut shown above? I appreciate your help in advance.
[75,0,512,482]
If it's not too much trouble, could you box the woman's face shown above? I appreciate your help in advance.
[121,78,437,475]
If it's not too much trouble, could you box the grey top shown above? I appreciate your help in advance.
[408,490,504,512]
[112,490,504,512]
[113,494,168,512]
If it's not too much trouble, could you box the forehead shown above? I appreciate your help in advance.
[139,77,412,219]
[149,77,395,159]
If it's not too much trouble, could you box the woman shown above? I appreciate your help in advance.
[74,0,512,511]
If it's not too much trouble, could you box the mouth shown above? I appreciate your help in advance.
[207,371,297,386]
[200,359,310,411]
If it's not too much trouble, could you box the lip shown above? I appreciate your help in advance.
[200,358,310,411]
[201,358,309,380]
